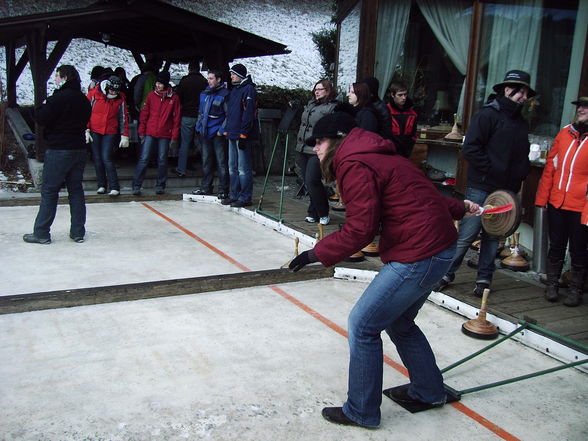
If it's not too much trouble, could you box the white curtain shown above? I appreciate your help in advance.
[484,0,543,100]
[417,0,471,120]
[374,0,411,98]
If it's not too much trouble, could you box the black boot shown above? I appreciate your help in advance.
[544,259,563,302]
[563,265,586,307]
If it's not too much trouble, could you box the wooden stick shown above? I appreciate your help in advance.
[318,224,324,241]
[294,237,299,256]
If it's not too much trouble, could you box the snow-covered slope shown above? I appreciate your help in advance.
[0,0,334,105]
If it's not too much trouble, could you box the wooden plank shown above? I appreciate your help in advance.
[0,266,335,315]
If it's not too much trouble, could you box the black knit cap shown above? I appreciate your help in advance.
[305,112,357,146]
[229,63,247,79]
[156,71,170,86]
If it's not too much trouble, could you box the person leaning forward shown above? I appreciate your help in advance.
[24,65,92,245]
[289,112,480,428]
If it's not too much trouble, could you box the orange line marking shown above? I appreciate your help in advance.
[142,203,251,272]
[142,202,521,440]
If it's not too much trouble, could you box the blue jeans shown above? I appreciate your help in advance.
[443,187,499,285]
[133,136,170,190]
[33,149,87,240]
[90,132,119,191]
[176,116,197,174]
[342,245,455,427]
[200,135,229,194]
[227,138,253,202]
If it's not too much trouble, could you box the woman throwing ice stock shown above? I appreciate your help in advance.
[289,112,480,428]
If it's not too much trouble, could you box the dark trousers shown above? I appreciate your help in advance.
[200,134,229,194]
[547,204,588,267]
[296,151,329,219]
[33,148,87,239]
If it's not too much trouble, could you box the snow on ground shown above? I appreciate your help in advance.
[0,0,334,105]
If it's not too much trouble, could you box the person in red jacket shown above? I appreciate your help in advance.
[86,75,130,196]
[386,81,417,158]
[132,71,181,195]
[289,113,479,428]
[535,97,588,306]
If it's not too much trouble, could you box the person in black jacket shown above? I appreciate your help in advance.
[434,70,534,296]
[347,82,380,134]
[23,65,92,244]
[362,76,393,140]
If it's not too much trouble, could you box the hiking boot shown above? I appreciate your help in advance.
[563,265,585,307]
[23,233,51,244]
[132,188,141,196]
[473,282,490,298]
[544,259,563,302]
[230,200,252,208]
[221,198,235,206]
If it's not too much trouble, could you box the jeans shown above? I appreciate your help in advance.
[547,204,588,267]
[133,136,170,190]
[200,135,229,194]
[90,132,119,191]
[342,245,456,427]
[228,138,253,202]
[443,187,499,285]
[33,149,87,240]
[296,152,329,218]
[176,116,197,174]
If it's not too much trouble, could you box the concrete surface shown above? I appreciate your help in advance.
[1,197,587,441]
[1,279,586,441]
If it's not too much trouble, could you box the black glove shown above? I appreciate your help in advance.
[289,250,318,272]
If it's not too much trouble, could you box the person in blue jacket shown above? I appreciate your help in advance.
[222,63,259,208]
[194,69,230,199]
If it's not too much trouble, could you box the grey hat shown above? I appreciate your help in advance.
[492,70,536,97]
[305,112,357,146]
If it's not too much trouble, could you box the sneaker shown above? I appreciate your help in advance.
[192,189,212,196]
[174,169,186,178]
[108,189,120,196]
[473,282,490,298]
[230,200,252,208]
[132,188,141,196]
[23,233,51,244]
[319,216,330,225]
[221,198,235,206]
[155,188,165,195]
[305,216,317,223]
[217,192,229,200]
[332,201,346,212]
[70,235,84,243]
[321,407,372,428]
[96,187,106,194]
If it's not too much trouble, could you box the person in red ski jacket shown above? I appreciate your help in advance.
[535,96,588,306]
[289,112,479,429]
[132,71,180,195]
[86,75,129,196]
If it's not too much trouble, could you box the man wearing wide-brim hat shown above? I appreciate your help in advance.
[535,96,588,306]
[434,69,534,297]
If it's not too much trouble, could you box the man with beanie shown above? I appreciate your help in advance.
[133,70,181,195]
[386,81,418,158]
[23,65,92,244]
[434,69,533,297]
[174,60,207,177]
[222,63,259,207]
[362,77,393,140]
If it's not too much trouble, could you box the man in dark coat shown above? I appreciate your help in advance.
[386,81,418,158]
[23,65,92,244]
[222,63,258,207]
[174,59,207,177]
[435,70,534,296]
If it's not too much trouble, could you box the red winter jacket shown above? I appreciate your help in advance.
[314,128,466,266]
[139,88,181,140]
[87,86,129,136]
[535,123,588,223]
